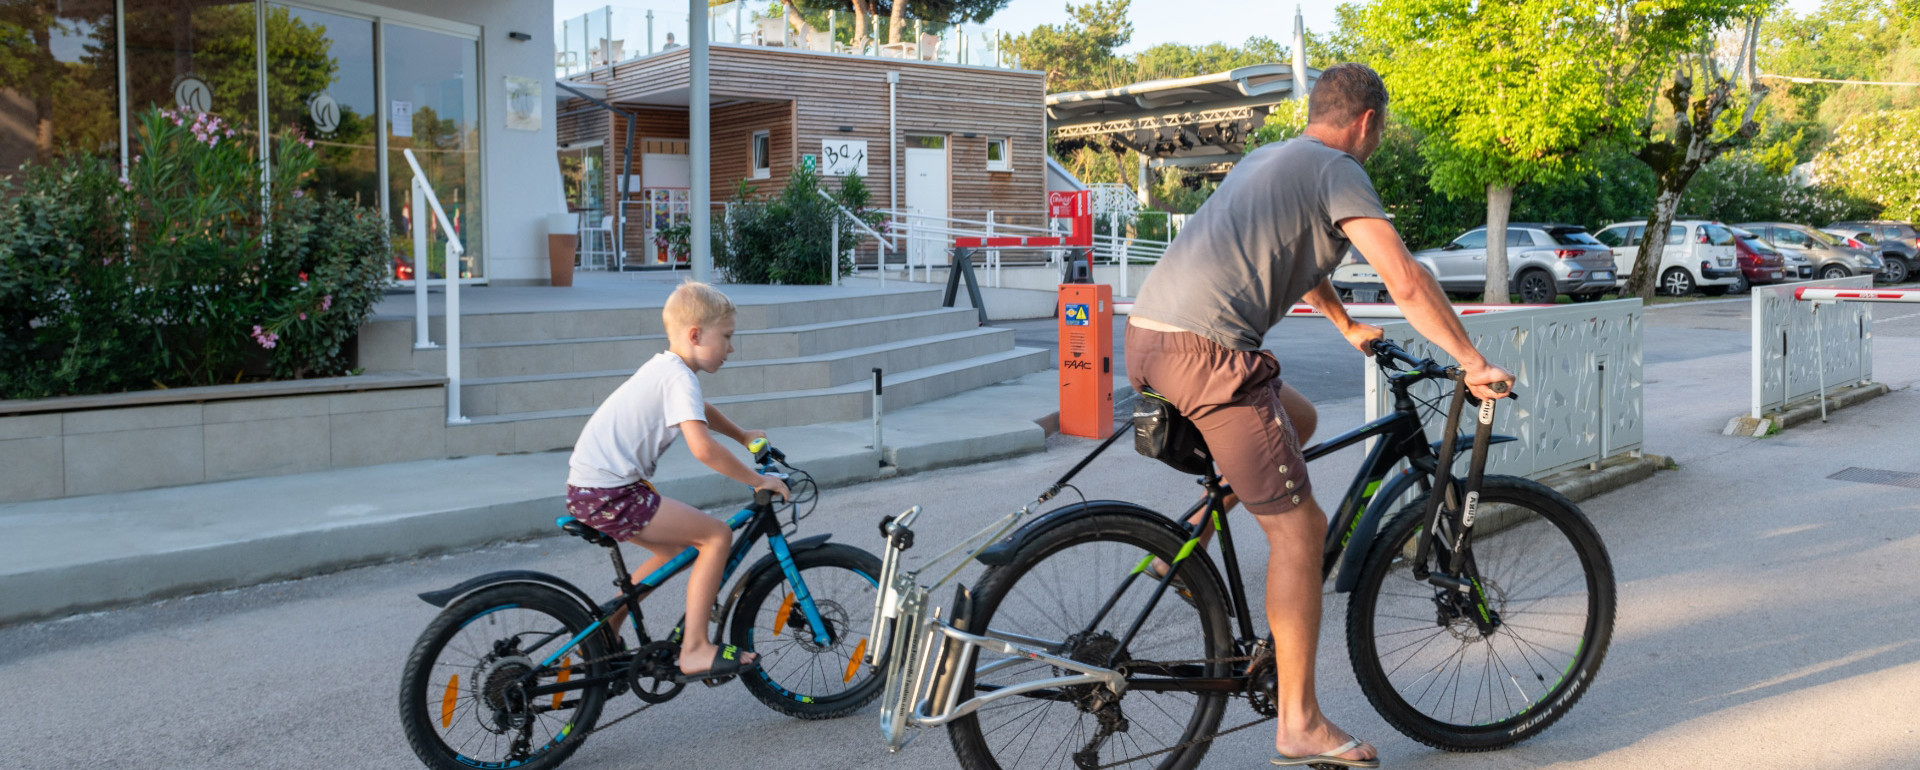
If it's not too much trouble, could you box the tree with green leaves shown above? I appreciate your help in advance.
[1816,107,1920,219]
[998,0,1131,91]
[784,0,1010,52]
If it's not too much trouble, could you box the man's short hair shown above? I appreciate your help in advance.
[1307,63,1389,128]
[663,281,736,334]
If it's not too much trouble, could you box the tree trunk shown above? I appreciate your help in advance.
[1627,185,1684,300]
[887,0,907,46]
[30,3,54,164]
[782,1,815,40]
[1484,183,1515,304]
[851,0,871,52]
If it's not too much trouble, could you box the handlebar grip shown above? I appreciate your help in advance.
[1488,381,1509,395]
[748,437,767,454]
[754,488,775,507]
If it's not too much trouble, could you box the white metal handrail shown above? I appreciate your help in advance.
[815,189,894,286]
[401,149,468,425]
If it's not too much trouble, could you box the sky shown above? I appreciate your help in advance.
[557,0,1836,58]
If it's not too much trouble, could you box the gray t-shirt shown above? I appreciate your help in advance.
[1130,136,1389,351]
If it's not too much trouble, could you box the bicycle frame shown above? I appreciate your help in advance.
[869,344,1516,752]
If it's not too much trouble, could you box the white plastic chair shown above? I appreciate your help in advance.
[578,213,614,270]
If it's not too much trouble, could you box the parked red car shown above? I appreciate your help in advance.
[1731,228,1788,287]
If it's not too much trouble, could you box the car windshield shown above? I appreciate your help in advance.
[1851,232,1879,245]
[1803,228,1840,246]
[1549,228,1602,245]
[1741,237,1776,255]
[1730,227,1756,238]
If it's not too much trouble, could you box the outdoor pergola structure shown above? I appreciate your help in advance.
[1046,10,1320,185]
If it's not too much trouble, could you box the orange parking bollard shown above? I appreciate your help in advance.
[1057,283,1113,439]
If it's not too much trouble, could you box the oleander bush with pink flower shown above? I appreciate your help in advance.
[0,108,389,399]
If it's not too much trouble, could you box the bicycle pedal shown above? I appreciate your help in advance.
[700,675,733,688]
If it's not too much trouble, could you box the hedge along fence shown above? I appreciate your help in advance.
[700,168,883,285]
[0,108,390,400]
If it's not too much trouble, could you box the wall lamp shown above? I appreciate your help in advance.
[837,125,854,132]
[508,31,532,42]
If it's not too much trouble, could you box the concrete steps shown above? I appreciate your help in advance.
[458,327,1019,417]
[447,347,1049,456]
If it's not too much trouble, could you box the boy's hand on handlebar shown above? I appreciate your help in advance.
[1342,322,1385,355]
[741,428,768,447]
[1463,362,1516,400]
[754,473,791,501]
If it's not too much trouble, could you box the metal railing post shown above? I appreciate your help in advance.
[831,218,840,287]
[447,243,466,424]
[1813,300,1828,422]
[403,150,467,425]
[412,177,435,350]
[986,211,998,287]
[871,368,884,452]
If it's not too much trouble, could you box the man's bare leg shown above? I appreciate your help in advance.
[1254,498,1376,762]
[1162,382,1318,549]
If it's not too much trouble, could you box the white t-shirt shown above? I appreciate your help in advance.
[568,351,706,488]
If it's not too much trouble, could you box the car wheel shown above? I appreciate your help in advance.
[1880,257,1909,284]
[1660,267,1695,296]
[1820,265,1850,280]
[1516,270,1556,304]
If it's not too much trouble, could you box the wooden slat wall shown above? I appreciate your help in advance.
[711,100,795,199]
[608,108,693,264]
[576,46,1047,224]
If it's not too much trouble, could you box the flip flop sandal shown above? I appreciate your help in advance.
[674,645,759,685]
[1143,562,1198,608]
[1270,738,1379,768]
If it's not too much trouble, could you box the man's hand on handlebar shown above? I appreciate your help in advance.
[1463,361,1516,401]
[1341,321,1385,355]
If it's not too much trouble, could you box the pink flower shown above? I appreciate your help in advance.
[226,129,235,137]
[292,189,304,199]
[250,325,279,350]
[298,271,308,282]
[320,294,333,311]
[303,138,314,148]
[298,312,307,321]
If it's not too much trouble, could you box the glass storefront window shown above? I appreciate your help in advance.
[267,4,377,207]
[385,23,481,280]
[0,3,120,179]
[124,0,259,136]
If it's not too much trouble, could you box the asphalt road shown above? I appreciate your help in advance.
[6,303,1920,769]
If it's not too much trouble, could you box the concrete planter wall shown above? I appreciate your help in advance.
[0,373,447,503]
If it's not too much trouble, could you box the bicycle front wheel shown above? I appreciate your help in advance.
[729,543,884,719]
[1347,476,1615,751]
[948,507,1234,770]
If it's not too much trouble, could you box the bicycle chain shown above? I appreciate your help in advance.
[1084,653,1272,770]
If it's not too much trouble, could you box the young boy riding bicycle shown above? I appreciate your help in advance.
[564,281,789,680]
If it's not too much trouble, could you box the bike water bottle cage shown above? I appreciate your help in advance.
[1133,388,1215,476]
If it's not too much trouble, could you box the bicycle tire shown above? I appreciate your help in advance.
[948,508,1234,770]
[729,543,885,719]
[1346,476,1615,751]
[399,584,609,770]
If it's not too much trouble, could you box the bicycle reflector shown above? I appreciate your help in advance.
[441,675,460,728]
[845,639,867,683]
[774,592,796,637]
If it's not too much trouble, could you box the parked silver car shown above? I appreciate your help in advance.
[1402,223,1617,303]
[1736,222,1883,282]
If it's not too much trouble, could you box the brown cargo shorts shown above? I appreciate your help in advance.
[1125,323,1312,515]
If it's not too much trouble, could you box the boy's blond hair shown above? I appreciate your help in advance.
[662,281,737,335]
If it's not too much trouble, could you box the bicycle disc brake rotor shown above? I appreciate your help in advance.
[1433,576,1506,642]
[628,641,686,704]
[785,600,847,654]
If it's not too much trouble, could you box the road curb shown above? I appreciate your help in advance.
[1721,382,1891,437]
[1535,452,1669,504]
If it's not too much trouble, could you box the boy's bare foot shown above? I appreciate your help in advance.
[678,640,758,676]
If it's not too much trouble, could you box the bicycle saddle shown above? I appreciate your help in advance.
[555,516,617,548]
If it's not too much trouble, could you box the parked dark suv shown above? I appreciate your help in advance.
[1827,221,1918,283]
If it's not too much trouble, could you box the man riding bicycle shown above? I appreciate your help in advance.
[1125,63,1516,768]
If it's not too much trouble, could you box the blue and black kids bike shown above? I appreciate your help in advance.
[398,439,883,770]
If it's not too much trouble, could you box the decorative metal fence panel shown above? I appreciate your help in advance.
[1750,276,1874,418]
[1365,299,1644,479]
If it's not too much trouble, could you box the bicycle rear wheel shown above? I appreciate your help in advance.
[947,506,1234,770]
[1346,476,1614,751]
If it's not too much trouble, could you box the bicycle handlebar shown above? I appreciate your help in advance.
[1368,339,1518,399]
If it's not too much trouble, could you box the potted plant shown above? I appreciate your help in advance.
[546,212,578,287]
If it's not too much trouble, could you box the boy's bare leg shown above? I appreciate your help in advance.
[632,496,756,674]
[603,547,674,632]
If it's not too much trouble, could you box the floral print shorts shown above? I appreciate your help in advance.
[564,480,661,542]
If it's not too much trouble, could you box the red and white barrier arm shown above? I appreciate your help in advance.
[1793,287,1920,303]
[1112,301,1555,317]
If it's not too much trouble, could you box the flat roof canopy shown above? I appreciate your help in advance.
[1047,63,1319,179]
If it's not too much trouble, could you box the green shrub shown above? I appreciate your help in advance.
[713,169,881,285]
[0,107,391,399]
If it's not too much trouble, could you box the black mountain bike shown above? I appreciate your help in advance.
[399,440,883,770]
[869,339,1615,769]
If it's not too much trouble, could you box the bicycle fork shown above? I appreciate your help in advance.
[1411,376,1507,637]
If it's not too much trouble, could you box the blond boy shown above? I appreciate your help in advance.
[565,282,789,678]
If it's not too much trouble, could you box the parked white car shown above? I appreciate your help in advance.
[1591,220,1743,295]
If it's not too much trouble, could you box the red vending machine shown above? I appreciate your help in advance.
[1057,283,1113,439]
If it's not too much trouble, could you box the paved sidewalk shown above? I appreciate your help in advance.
[0,371,1074,625]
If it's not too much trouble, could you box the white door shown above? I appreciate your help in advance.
[904,136,949,267]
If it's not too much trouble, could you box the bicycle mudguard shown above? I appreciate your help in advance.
[417,570,599,617]
[974,500,1228,597]
[1332,471,1430,595]
[717,534,838,624]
